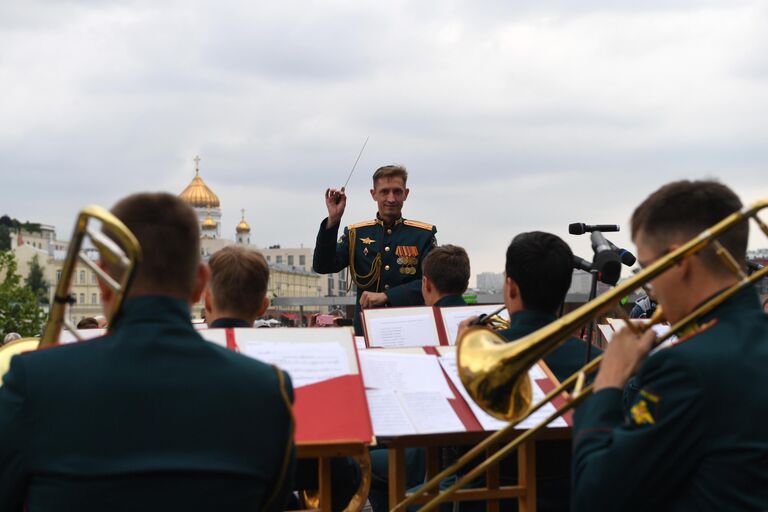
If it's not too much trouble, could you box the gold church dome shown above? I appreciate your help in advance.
[236,210,251,233]
[202,213,217,230]
[179,157,220,208]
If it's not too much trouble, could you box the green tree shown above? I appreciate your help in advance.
[25,254,50,305]
[0,251,46,337]
[0,225,9,251]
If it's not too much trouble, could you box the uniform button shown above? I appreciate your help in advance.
[385,265,390,270]
[385,246,390,252]
[384,284,390,289]
[387,229,392,235]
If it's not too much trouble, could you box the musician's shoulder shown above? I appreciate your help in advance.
[347,219,377,229]
[403,219,435,231]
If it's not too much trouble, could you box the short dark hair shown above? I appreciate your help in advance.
[631,180,747,274]
[372,165,408,187]
[422,244,470,296]
[505,232,573,314]
[77,317,99,329]
[208,246,270,319]
[110,192,201,299]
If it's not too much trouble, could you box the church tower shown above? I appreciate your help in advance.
[179,156,222,238]
[236,209,251,245]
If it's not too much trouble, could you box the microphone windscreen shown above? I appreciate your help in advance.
[568,223,585,235]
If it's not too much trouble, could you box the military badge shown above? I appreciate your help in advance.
[630,390,659,426]
[360,237,376,245]
[363,247,369,256]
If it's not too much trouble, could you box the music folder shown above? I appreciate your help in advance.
[361,304,509,348]
[202,327,374,445]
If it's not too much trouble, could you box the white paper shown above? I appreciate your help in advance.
[365,310,440,348]
[358,351,454,398]
[597,324,615,344]
[241,341,352,388]
[439,305,509,346]
[439,353,566,430]
[58,328,107,344]
[366,389,418,437]
[365,388,465,436]
[399,391,466,434]
[355,336,367,351]
[199,328,227,347]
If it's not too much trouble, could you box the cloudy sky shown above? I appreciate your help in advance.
[2,0,767,282]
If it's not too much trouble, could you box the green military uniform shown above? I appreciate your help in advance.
[313,216,437,334]
[573,286,768,511]
[0,296,295,512]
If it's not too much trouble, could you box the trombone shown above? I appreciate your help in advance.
[394,199,768,511]
[0,206,141,380]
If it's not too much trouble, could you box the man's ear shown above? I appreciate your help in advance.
[257,296,270,317]
[423,276,433,295]
[370,187,376,201]
[505,276,519,302]
[403,187,410,201]
[192,264,211,304]
[204,287,213,316]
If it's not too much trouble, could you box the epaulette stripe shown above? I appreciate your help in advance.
[348,220,376,229]
[403,220,434,230]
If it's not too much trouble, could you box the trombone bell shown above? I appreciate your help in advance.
[458,326,533,421]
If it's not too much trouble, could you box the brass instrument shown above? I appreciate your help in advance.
[394,200,768,511]
[0,206,141,381]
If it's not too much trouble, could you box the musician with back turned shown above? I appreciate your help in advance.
[0,193,295,512]
[313,165,437,334]
[572,180,768,511]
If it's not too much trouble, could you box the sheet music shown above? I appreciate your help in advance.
[358,351,454,398]
[366,389,418,437]
[439,305,510,346]
[58,328,107,344]
[355,336,367,351]
[365,388,465,436]
[439,353,566,430]
[399,391,466,434]
[364,307,440,347]
[241,341,352,388]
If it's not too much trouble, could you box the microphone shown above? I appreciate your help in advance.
[747,260,764,276]
[590,231,622,285]
[569,223,620,235]
[605,238,637,267]
[573,255,593,273]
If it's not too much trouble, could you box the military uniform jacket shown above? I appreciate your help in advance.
[313,216,437,334]
[0,296,295,512]
[572,286,768,512]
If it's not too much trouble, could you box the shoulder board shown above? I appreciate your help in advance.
[348,220,377,229]
[403,220,434,231]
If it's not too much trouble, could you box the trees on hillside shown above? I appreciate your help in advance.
[0,251,46,337]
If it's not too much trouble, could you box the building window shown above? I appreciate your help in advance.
[91,273,97,284]
[299,255,306,266]
[80,270,85,284]
[79,293,85,304]
[276,255,283,264]
[56,270,62,283]
[266,255,271,262]
[91,293,97,304]
[288,255,294,266]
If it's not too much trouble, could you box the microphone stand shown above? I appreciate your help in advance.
[584,269,599,363]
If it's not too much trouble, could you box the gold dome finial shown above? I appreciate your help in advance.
[202,204,217,230]
[179,156,221,208]
[236,208,251,233]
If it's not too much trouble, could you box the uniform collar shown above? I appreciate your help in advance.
[697,284,761,324]
[375,214,404,227]
[112,295,193,330]
[209,317,252,328]
[498,309,557,341]
[434,294,467,307]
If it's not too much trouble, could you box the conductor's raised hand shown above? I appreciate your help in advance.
[325,187,347,228]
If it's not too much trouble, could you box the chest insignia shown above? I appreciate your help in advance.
[630,390,660,426]
[395,246,419,258]
[363,247,369,256]
[360,237,376,245]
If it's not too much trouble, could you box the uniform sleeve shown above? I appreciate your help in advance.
[572,350,704,512]
[384,225,436,306]
[0,357,29,512]
[265,370,296,512]
[312,218,349,275]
